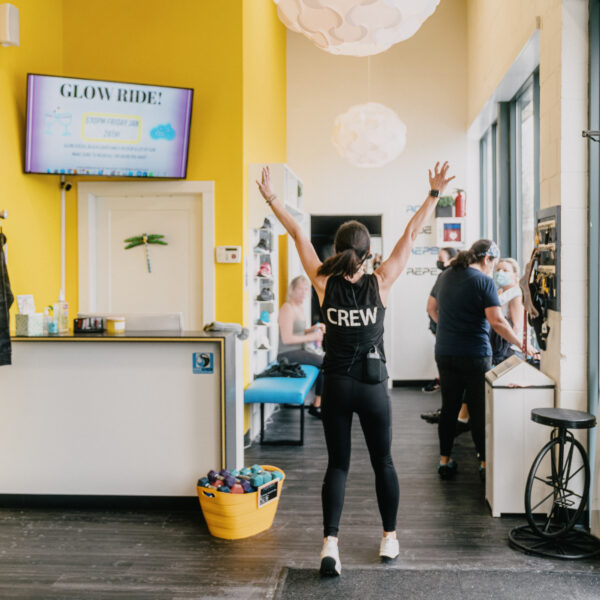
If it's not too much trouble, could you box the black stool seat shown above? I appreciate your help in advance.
[531,407,596,430]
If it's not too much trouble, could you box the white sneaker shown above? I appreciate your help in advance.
[320,537,341,577]
[379,536,399,562]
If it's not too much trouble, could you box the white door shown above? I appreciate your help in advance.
[78,182,215,330]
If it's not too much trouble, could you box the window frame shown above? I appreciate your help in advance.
[479,124,497,240]
[587,0,599,510]
[492,72,540,265]
[513,73,540,266]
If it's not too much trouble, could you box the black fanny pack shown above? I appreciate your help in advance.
[348,346,388,384]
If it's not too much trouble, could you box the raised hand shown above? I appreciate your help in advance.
[428,161,455,195]
[256,166,274,202]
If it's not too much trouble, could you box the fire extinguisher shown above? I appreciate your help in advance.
[454,190,465,217]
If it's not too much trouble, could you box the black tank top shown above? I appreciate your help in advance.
[320,274,386,375]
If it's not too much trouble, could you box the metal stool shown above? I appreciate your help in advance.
[509,407,600,559]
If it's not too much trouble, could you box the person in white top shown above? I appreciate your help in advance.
[491,258,525,364]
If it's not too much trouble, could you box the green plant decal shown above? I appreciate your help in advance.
[124,234,168,273]
[437,195,455,208]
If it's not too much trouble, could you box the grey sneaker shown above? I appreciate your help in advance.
[256,288,274,301]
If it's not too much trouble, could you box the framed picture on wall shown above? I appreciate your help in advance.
[436,218,466,248]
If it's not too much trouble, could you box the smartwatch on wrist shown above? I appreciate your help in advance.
[429,189,440,198]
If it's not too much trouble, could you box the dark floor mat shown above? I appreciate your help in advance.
[276,568,600,600]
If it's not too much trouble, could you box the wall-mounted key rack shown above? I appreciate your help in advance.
[534,206,560,312]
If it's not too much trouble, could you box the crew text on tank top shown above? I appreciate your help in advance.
[320,274,385,375]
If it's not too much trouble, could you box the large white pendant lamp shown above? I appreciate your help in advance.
[273,0,440,57]
[332,101,407,168]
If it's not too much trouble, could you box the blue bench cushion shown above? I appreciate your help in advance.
[244,364,320,405]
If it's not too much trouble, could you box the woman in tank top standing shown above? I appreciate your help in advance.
[257,162,455,576]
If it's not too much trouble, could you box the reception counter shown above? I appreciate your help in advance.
[1,331,243,498]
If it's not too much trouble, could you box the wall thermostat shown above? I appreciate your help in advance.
[216,246,242,263]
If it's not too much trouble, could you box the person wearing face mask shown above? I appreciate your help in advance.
[490,258,525,365]
[431,239,531,482]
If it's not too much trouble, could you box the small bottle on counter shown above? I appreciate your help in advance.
[53,291,69,334]
[47,307,58,335]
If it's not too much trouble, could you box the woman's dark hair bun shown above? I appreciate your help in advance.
[451,239,494,270]
[317,220,370,278]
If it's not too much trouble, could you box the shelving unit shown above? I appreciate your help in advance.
[248,163,306,379]
[250,222,279,377]
[247,164,306,441]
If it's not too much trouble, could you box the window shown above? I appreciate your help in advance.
[479,124,497,240]
[489,72,540,266]
[514,74,540,266]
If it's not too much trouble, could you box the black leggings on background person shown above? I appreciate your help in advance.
[435,355,492,460]
[277,349,323,396]
[321,374,399,537]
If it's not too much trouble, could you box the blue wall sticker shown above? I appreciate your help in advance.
[193,352,214,374]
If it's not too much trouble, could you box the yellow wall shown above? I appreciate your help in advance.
[61,0,246,323]
[1,1,286,337]
[0,0,64,321]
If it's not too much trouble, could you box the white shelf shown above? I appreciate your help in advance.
[247,163,307,442]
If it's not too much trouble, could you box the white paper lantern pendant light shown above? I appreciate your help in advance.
[274,0,440,57]
[332,101,406,168]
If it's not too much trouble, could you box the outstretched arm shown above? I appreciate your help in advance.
[256,166,326,298]
[375,162,455,305]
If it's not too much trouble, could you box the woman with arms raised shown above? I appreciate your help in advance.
[256,162,455,577]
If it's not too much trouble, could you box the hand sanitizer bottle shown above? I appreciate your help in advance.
[53,291,69,334]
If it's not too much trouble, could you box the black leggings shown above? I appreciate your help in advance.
[277,349,323,396]
[435,355,492,460]
[321,374,399,537]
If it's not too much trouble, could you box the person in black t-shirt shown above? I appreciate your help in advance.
[257,162,455,577]
[432,239,534,483]
[422,247,458,395]
[421,247,470,433]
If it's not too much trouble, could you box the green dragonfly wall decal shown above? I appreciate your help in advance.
[124,234,168,273]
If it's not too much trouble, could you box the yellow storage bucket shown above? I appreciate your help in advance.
[197,465,286,540]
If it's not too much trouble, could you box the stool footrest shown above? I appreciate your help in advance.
[509,525,600,560]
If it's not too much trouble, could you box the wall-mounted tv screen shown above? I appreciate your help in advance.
[25,74,193,178]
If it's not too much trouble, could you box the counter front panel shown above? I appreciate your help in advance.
[2,334,229,496]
